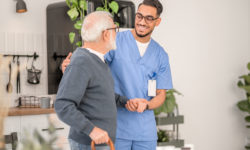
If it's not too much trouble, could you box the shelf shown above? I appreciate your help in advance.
[8,107,55,116]
[155,115,184,125]
[157,139,184,147]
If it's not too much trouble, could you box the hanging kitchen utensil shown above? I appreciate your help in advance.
[6,62,13,93]
[16,57,21,93]
[26,57,41,84]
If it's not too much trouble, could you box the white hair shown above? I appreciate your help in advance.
[81,11,113,42]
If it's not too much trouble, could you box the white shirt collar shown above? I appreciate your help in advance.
[136,39,151,57]
[85,48,105,63]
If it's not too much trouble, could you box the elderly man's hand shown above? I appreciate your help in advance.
[61,52,72,73]
[125,98,148,113]
[89,127,109,144]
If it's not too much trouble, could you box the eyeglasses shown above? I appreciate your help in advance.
[106,27,119,33]
[135,12,159,24]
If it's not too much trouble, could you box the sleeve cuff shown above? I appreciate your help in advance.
[120,95,129,107]
[115,94,129,107]
[81,121,95,136]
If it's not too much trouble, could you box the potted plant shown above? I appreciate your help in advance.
[154,89,182,116]
[154,89,184,148]
[237,62,250,150]
[65,0,119,48]
[157,129,169,143]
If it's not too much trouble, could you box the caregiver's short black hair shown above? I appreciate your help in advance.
[138,0,163,16]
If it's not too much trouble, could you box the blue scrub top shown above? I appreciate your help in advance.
[105,30,173,141]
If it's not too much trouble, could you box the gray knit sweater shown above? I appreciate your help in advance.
[55,48,128,145]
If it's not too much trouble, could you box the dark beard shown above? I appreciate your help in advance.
[135,28,153,38]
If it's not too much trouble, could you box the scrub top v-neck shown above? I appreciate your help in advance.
[136,40,150,57]
[105,30,173,141]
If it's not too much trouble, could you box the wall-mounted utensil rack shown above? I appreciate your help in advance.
[3,52,39,60]
[3,52,40,93]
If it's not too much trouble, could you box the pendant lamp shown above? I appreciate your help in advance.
[16,0,27,13]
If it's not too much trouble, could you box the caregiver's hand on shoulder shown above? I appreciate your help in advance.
[89,127,109,144]
[61,52,72,73]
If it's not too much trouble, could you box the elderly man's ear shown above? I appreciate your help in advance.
[102,30,110,42]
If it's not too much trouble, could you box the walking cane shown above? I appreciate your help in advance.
[91,138,115,150]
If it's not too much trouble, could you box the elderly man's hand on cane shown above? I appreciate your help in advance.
[89,127,109,145]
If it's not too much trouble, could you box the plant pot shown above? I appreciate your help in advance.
[156,146,175,150]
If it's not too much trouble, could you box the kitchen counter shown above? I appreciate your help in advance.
[8,107,55,116]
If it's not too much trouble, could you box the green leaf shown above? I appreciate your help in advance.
[74,20,83,30]
[21,121,60,150]
[165,98,177,113]
[66,0,71,7]
[157,130,169,142]
[96,7,105,11]
[240,75,250,85]
[79,0,87,10]
[84,1,88,10]
[245,116,250,122]
[155,89,182,115]
[154,105,163,115]
[247,62,250,70]
[48,136,57,145]
[104,8,109,12]
[172,89,183,95]
[67,7,79,21]
[115,22,120,27]
[239,85,250,94]
[33,129,45,143]
[69,32,75,44]
[72,0,78,7]
[238,80,244,87]
[162,137,167,142]
[76,41,82,47]
[104,0,108,9]
[109,1,119,14]
[237,100,250,113]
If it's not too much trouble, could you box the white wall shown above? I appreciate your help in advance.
[0,0,250,150]
[155,0,250,150]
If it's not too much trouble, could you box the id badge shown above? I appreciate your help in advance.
[148,80,156,96]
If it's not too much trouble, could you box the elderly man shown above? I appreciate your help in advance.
[55,11,147,150]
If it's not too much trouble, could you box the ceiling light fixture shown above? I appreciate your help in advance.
[16,0,27,13]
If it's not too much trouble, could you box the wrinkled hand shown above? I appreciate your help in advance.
[125,98,148,113]
[61,52,72,73]
[89,127,109,145]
